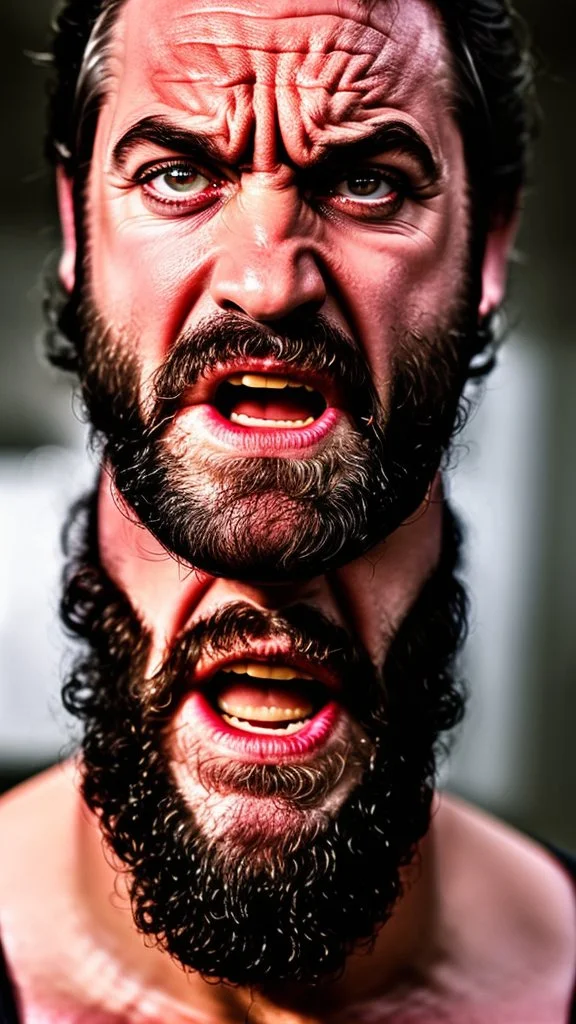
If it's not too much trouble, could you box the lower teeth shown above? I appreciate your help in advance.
[222,713,311,735]
[230,413,315,428]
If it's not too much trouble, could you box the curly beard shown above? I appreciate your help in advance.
[74,302,474,581]
[61,493,468,986]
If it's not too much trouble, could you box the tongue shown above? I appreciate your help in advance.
[216,681,316,720]
[232,396,313,421]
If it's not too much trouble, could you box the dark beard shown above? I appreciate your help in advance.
[77,304,473,581]
[61,492,468,987]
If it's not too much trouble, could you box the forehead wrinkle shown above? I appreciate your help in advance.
[108,0,453,168]
[145,5,446,94]
[153,50,392,96]
[147,41,449,119]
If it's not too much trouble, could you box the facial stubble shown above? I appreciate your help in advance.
[75,300,473,581]
[62,495,467,987]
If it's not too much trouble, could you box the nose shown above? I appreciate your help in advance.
[209,180,327,322]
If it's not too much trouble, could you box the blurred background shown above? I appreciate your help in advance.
[0,0,575,847]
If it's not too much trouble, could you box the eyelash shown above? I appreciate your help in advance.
[137,160,227,214]
[319,168,409,220]
[136,159,413,221]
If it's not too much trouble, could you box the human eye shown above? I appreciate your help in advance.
[137,160,227,215]
[321,167,407,221]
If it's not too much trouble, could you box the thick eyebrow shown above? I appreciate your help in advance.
[111,115,440,186]
[112,116,219,172]
[312,122,441,186]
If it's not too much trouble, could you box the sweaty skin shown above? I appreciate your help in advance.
[99,474,444,846]
[73,0,480,420]
[3,0,571,1020]
[1,489,575,1022]
[53,0,513,584]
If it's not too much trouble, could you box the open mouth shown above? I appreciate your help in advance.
[171,363,345,456]
[206,661,331,735]
[212,372,327,430]
[173,654,342,760]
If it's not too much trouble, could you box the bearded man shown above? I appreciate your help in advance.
[1,0,575,1021]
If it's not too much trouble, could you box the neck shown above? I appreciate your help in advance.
[75,792,441,1023]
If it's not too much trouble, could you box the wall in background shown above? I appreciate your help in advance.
[1,0,576,848]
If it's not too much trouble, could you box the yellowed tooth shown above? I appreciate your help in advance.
[241,374,274,389]
[222,714,309,735]
[230,413,315,428]
[239,373,314,390]
[229,413,268,427]
[264,375,314,390]
[220,661,313,681]
[227,373,317,392]
[245,663,293,680]
[245,663,276,679]
[218,700,313,721]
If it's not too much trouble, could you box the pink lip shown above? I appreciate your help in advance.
[174,690,343,762]
[173,404,344,454]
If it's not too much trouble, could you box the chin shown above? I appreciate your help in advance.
[168,699,370,868]
[61,494,467,985]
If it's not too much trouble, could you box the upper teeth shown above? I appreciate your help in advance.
[228,374,314,392]
[221,662,313,680]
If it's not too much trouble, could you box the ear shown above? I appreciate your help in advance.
[479,209,520,318]
[56,167,77,293]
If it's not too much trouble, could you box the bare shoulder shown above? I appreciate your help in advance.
[0,761,81,899]
[433,793,576,1002]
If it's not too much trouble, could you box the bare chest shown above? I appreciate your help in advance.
[10,977,575,1024]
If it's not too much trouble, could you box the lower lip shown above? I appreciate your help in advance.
[174,691,342,761]
[172,404,344,455]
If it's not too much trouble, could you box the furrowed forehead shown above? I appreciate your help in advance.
[102,0,453,163]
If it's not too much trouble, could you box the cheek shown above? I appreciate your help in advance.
[328,222,468,384]
[326,130,470,379]
[335,482,444,670]
[87,178,216,368]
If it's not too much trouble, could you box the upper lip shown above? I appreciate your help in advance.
[193,643,342,695]
[179,359,342,409]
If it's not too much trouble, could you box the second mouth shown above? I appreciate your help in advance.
[206,661,331,736]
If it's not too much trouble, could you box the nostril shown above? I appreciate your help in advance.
[220,299,245,314]
[288,298,324,322]
[253,299,323,327]
[215,299,324,327]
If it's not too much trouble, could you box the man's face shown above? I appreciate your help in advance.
[66,483,466,986]
[69,0,479,579]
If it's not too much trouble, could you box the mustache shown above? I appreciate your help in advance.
[148,311,382,430]
[140,601,382,722]
[61,490,467,985]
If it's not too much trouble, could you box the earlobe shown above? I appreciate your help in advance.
[479,209,520,318]
[56,167,77,293]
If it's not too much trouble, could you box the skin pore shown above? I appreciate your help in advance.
[44,483,456,1021]
[55,0,513,580]
[1,484,574,1024]
[4,1,574,1021]
[83,0,469,355]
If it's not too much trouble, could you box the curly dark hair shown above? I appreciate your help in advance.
[46,0,534,211]
[59,490,468,984]
[43,0,535,374]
